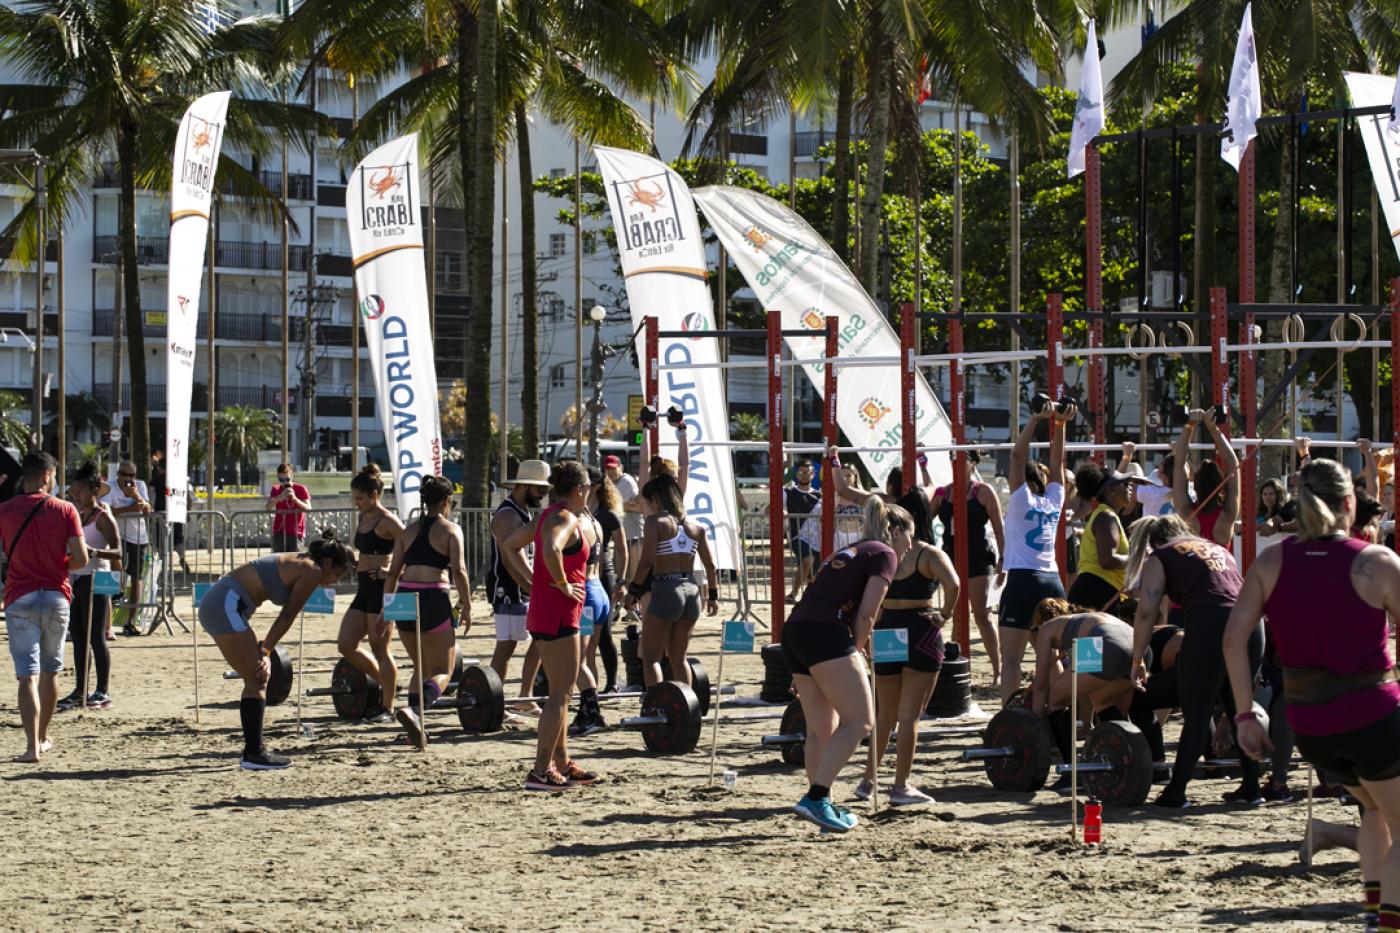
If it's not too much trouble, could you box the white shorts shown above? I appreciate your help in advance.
[494,608,530,643]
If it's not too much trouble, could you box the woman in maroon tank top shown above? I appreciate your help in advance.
[1226,459,1400,929]
[1171,408,1239,550]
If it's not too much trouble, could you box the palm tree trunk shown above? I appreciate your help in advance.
[830,58,854,265]
[1260,129,1295,482]
[117,122,149,467]
[462,0,497,509]
[515,101,539,450]
[856,26,891,294]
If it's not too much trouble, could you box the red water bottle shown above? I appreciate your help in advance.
[1083,797,1102,846]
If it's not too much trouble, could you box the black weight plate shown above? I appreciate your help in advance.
[687,658,710,718]
[639,681,701,754]
[265,645,294,706]
[983,708,1051,793]
[778,700,806,767]
[456,665,505,734]
[943,640,962,663]
[534,668,549,699]
[330,658,379,721]
[1081,720,1154,806]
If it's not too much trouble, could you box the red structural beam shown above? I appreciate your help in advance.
[1392,279,1399,560]
[1047,294,1068,589]
[821,316,838,558]
[948,302,971,657]
[900,302,917,493]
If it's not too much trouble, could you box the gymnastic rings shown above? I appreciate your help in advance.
[1125,322,1156,361]
[1330,312,1367,353]
[1281,313,1306,349]
[1157,320,1195,357]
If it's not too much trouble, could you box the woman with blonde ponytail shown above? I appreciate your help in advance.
[780,495,910,833]
[1226,459,1400,931]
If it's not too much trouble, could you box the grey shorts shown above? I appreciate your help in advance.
[648,573,699,625]
[198,578,256,637]
[1095,624,1137,682]
[6,590,70,678]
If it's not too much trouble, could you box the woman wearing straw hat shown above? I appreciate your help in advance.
[487,459,550,717]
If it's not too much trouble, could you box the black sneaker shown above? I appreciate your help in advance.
[568,713,606,738]
[56,690,83,712]
[240,748,292,770]
[1222,786,1265,806]
[120,622,141,637]
[86,691,112,710]
[396,707,425,746]
[1154,789,1190,809]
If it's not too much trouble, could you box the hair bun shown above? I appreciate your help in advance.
[320,528,337,540]
[359,463,381,478]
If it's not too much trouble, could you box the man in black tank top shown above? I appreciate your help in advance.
[489,461,549,708]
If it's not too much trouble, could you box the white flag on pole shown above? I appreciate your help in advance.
[1221,3,1262,170]
[1388,66,1400,134]
[1067,19,1104,179]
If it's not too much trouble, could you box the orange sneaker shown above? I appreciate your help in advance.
[562,760,601,786]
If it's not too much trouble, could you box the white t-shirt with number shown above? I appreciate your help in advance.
[1135,477,1176,517]
[1001,482,1065,574]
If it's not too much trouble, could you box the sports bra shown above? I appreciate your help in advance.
[885,563,938,602]
[354,513,394,556]
[585,513,603,567]
[251,555,293,606]
[654,517,698,556]
[404,515,451,570]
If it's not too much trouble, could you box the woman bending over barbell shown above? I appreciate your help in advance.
[1029,599,1142,787]
[198,531,355,770]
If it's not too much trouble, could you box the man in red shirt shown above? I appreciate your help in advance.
[0,452,88,762]
[264,462,311,552]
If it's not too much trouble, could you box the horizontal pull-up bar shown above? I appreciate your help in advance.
[1095,104,1390,144]
[1226,303,1388,316]
[655,328,812,339]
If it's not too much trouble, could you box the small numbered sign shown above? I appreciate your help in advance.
[872,628,910,664]
[381,592,418,622]
[193,582,212,604]
[91,570,122,596]
[722,619,755,653]
[1073,636,1104,675]
[579,605,595,638]
[303,587,336,615]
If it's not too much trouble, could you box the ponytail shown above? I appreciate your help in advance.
[861,497,889,545]
[1296,459,1352,541]
[1124,514,1191,590]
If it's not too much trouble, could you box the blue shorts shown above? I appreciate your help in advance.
[5,590,70,677]
[584,579,611,632]
[198,578,255,638]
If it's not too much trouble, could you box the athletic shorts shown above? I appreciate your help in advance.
[1092,623,1140,682]
[873,608,944,676]
[790,538,817,561]
[532,627,580,642]
[1296,705,1400,787]
[998,569,1065,630]
[781,621,856,676]
[1067,572,1120,613]
[648,572,699,625]
[494,605,529,642]
[394,585,455,635]
[584,579,611,633]
[122,542,146,578]
[198,578,255,637]
[349,570,385,614]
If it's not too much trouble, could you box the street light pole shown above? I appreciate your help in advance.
[31,157,45,451]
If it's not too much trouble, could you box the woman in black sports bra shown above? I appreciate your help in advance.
[337,464,404,723]
[378,475,473,746]
[930,452,1006,688]
[857,528,960,807]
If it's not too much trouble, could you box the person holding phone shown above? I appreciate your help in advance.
[265,463,311,553]
[102,460,152,636]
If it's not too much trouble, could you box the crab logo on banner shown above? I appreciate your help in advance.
[165,90,231,526]
[595,147,740,570]
[693,185,953,488]
[346,135,442,518]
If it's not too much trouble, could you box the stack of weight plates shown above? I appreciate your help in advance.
[925,640,972,717]
[760,643,793,703]
[620,624,644,689]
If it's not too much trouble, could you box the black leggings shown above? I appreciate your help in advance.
[1164,607,1263,798]
[70,576,112,695]
[596,616,618,690]
[1128,669,1181,762]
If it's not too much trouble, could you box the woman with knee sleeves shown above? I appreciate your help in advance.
[198,531,354,769]
[60,468,122,711]
[783,497,904,832]
[998,402,1072,704]
[857,506,958,806]
[337,464,403,723]
[1172,408,1240,549]
[624,474,718,689]
[1028,599,1141,781]
[1226,458,1400,932]
[522,461,598,791]
[376,475,472,747]
[1125,512,1260,807]
[570,468,627,736]
[930,452,1005,687]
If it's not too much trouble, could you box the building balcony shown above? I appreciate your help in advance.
[92,382,302,415]
[94,163,314,201]
[91,236,317,273]
[0,311,59,337]
[317,184,346,208]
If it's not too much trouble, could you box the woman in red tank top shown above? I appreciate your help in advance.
[1226,459,1400,930]
[521,461,598,792]
[1171,408,1239,550]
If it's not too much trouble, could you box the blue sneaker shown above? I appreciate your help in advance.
[831,803,860,830]
[793,794,853,832]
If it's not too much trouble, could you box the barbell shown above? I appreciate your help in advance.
[224,647,473,709]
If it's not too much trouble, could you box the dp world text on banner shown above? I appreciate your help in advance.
[345,134,443,518]
[165,90,231,525]
[594,147,740,570]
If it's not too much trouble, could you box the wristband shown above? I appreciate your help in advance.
[1233,711,1260,725]
[707,587,719,602]
[628,581,647,599]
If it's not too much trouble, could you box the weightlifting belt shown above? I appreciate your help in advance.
[1282,666,1399,706]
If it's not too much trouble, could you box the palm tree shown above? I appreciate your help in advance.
[70,441,106,476]
[213,404,279,488]
[0,390,31,449]
[0,1,323,469]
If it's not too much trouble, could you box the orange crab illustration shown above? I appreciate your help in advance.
[368,167,401,199]
[742,226,771,250]
[626,179,666,212]
[191,119,212,150]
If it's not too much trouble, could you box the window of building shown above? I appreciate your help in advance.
[550,363,568,389]
[549,168,566,180]
[549,233,566,257]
